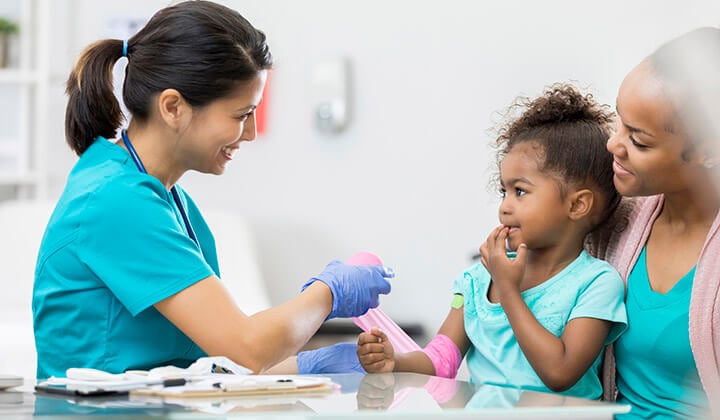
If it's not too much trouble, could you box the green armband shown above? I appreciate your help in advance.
[451,294,464,309]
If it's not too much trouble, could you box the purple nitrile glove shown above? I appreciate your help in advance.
[297,343,365,374]
[302,260,394,319]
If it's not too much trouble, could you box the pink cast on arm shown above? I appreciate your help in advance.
[421,334,462,379]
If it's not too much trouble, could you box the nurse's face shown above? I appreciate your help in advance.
[181,70,267,175]
[606,61,700,197]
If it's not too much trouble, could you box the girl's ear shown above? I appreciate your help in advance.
[568,189,594,221]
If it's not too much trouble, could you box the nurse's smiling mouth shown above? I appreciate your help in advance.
[221,146,238,160]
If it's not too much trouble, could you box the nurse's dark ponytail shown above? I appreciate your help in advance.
[65,0,273,156]
[65,40,125,156]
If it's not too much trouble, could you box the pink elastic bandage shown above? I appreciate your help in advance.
[349,252,423,353]
[421,334,462,379]
[353,307,422,353]
[347,251,462,379]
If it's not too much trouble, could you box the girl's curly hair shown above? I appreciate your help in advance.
[494,83,619,230]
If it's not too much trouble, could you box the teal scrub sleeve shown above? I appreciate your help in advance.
[80,176,215,316]
[567,267,628,344]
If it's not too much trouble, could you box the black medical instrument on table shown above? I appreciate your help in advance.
[121,129,199,247]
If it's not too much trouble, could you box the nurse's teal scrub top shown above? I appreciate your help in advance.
[32,137,220,379]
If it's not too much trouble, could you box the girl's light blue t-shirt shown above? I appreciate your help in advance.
[615,246,708,419]
[33,138,219,379]
[453,250,627,400]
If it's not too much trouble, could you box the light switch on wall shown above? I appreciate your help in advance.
[311,57,351,134]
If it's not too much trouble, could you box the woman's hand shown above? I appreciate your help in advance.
[481,226,528,297]
[357,328,396,373]
[301,261,394,319]
[297,342,364,374]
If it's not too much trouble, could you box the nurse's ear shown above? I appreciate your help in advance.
[156,88,192,131]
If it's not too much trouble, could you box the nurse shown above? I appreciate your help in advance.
[32,0,392,379]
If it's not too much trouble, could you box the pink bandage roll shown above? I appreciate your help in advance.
[348,252,422,354]
[420,334,461,379]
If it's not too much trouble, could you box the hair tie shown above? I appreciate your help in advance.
[122,40,128,58]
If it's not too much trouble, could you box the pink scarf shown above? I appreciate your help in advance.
[587,195,720,413]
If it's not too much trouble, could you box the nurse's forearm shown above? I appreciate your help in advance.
[240,281,333,372]
[155,275,332,374]
[263,356,299,374]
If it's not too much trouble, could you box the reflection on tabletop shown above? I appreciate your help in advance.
[353,372,628,412]
[0,373,629,418]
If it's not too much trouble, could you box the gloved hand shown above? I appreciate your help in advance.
[297,343,365,374]
[302,260,393,319]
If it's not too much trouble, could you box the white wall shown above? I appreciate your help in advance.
[42,0,720,332]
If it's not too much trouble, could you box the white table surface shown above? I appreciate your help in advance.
[0,372,630,419]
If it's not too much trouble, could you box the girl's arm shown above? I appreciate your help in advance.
[483,226,612,391]
[358,306,471,375]
[500,291,611,391]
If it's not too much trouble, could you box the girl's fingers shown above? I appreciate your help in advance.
[485,226,502,249]
[493,227,509,252]
[357,342,387,357]
[478,243,488,261]
[370,327,388,343]
[358,332,375,346]
[514,243,528,265]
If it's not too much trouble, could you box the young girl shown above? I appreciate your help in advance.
[357,84,627,400]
